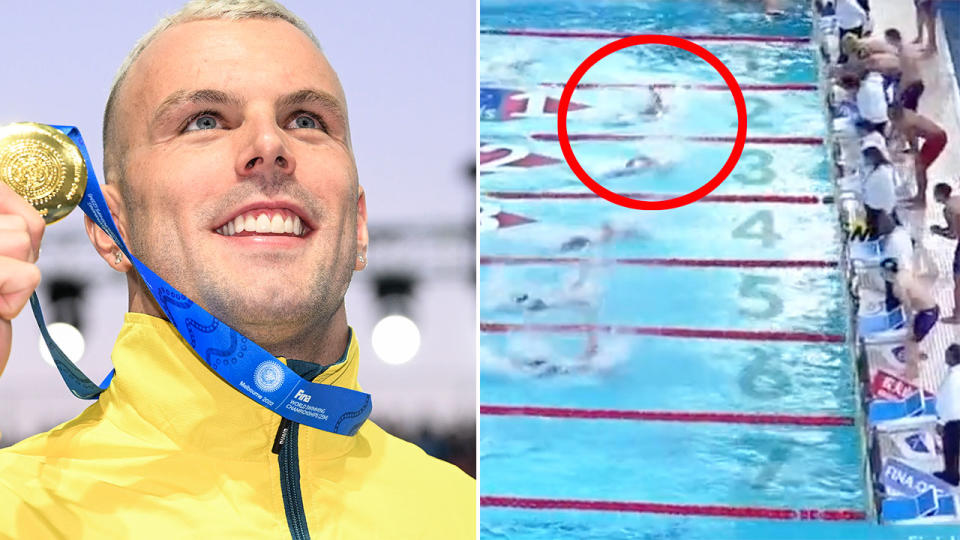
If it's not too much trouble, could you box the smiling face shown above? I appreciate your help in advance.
[107,18,366,351]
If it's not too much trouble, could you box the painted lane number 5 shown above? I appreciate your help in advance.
[738,275,783,319]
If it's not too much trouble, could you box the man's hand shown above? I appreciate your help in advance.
[0,182,45,378]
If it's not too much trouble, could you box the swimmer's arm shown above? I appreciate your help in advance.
[906,127,918,153]
[950,211,960,240]
[895,282,914,313]
[932,209,960,238]
[895,122,917,153]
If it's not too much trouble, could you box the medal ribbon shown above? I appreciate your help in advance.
[30,125,371,436]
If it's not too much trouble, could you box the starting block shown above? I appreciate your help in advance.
[882,489,958,522]
[869,390,938,426]
[849,239,883,266]
[858,305,906,336]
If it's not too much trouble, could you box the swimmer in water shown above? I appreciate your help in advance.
[600,153,672,180]
[647,88,665,116]
[506,266,600,313]
[763,0,785,15]
[625,155,658,169]
[561,222,644,252]
[512,356,584,378]
[510,333,601,378]
[604,88,665,126]
[510,293,549,312]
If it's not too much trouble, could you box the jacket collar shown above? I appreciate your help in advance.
[98,313,362,460]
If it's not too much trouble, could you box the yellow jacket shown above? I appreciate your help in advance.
[0,314,475,539]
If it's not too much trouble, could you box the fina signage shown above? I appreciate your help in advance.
[871,370,917,401]
[904,433,930,454]
[880,458,954,499]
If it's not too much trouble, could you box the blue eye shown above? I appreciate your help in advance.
[184,114,220,132]
[287,113,326,131]
[294,115,317,129]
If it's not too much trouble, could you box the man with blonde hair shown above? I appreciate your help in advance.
[0,1,474,538]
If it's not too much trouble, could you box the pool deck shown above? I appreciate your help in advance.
[873,0,960,394]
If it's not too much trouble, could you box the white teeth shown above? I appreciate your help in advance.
[220,211,306,237]
[256,214,271,233]
[270,214,285,233]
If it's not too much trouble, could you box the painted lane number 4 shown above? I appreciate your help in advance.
[732,210,782,248]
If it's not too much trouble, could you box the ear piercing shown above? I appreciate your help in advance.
[114,251,123,265]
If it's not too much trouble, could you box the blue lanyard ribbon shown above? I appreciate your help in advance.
[30,125,371,436]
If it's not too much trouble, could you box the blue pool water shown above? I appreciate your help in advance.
[480,201,841,259]
[480,141,832,194]
[478,1,958,538]
[480,265,847,333]
[480,89,826,137]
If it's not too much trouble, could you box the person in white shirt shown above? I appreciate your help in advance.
[836,0,869,62]
[860,132,897,236]
[881,221,915,274]
[934,343,960,486]
[857,71,888,133]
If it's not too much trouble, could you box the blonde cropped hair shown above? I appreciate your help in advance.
[102,0,321,183]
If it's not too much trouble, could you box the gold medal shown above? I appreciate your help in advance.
[0,122,87,224]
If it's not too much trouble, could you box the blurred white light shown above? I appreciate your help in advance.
[38,322,86,368]
[371,315,420,365]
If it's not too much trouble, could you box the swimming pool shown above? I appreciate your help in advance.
[477,1,959,538]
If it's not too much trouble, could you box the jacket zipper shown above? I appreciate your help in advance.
[273,417,310,539]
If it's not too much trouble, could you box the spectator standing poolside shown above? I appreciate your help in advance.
[934,344,960,486]
[913,0,938,56]
[931,183,960,323]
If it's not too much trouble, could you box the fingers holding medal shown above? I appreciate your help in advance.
[0,178,44,375]
[0,122,85,375]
